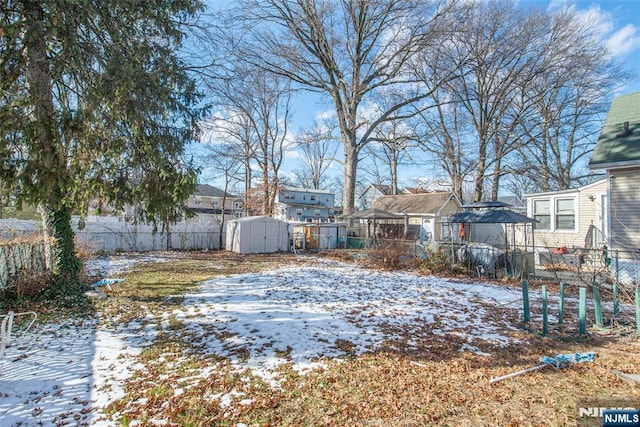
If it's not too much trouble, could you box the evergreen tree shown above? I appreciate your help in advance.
[0,0,203,300]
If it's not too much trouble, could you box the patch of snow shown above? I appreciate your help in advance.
[0,255,544,425]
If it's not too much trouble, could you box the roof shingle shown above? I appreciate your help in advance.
[589,92,640,169]
[372,192,456,214]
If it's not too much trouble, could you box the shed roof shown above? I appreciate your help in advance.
[228,215,287,224]
[372,192,457,215]
[589,92,640,170]
[448,210,536,224]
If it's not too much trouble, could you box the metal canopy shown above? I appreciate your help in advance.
[448,210,537,224]
[462,201,512,209]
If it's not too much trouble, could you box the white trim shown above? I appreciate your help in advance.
[524,179,606,198]
[589,160,640,171]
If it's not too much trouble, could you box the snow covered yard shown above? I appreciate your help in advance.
[1,252,639,426]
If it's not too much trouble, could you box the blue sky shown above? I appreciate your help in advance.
[536,0,640,94]
[198,0,640,192]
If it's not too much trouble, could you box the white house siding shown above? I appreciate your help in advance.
[609,168,640,253]
[526,180,607,249]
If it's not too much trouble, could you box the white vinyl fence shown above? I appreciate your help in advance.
[0,241,49,291]
[73,217,223,252]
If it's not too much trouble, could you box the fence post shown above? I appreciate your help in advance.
[542,286,548,335]
[558,282,565,325]
[592,282,603,327]
[636,285,640,338]
[522,279,530,323]
[613,279,619,319]
[579,287,587,335]
[615,250,619,288]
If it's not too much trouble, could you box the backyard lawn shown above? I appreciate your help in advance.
[1,251,639,426]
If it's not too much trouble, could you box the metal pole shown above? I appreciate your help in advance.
[613,278,619,319]
[636,285,640,338]
[542,286,548,335]
[522,280,530,323]
[579,287,587,335]
[593,282,603,326]
[558,282,564,324]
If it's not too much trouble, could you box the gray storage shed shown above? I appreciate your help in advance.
[225,216,290,254]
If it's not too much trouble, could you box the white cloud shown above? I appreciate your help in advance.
[315,109,336,122]
[546,0,570,12]
[284,149,301,160]
[607,23,640,58]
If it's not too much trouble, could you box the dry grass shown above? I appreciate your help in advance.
[79,251,640,425]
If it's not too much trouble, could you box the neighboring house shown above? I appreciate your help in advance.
[358,184,393,209]
[402,187,429,195]
[372,192,462,241]
[274,187,335,222]
[588,91,640,253]
[525,179,608,249]
[185,184,244,222]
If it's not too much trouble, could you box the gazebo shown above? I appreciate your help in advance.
[345,208,404,243]
[444,207,537,278]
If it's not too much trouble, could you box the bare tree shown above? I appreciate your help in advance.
[513,6,629,192]
[204,141,244,248]
[362,118,418,195]
[437,1,550,201]
[413,86,476,202]
[202,61,293,216]
[293,117,340,190]
[201,108,256,213]
[236,0,461,214]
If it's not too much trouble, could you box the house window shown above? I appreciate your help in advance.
[296,209,302,216]
[555,198,575,230]
[284,193,295,200]
[314,209,321,216]
[533,200,550,230]
[310,195,316,202]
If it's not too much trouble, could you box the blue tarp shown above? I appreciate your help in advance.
[90,278,124,287]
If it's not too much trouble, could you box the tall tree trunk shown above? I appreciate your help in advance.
[262,167,270,215]
[491,155,502,200]
[42,205,82,290]
[343,141,359,215]
[390,149,399,195]
[474,152,487,202]
[25,3,83,292]
[244,161,252,216]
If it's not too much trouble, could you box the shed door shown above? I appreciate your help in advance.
[264,222,280,252]
[250,221,267,253]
